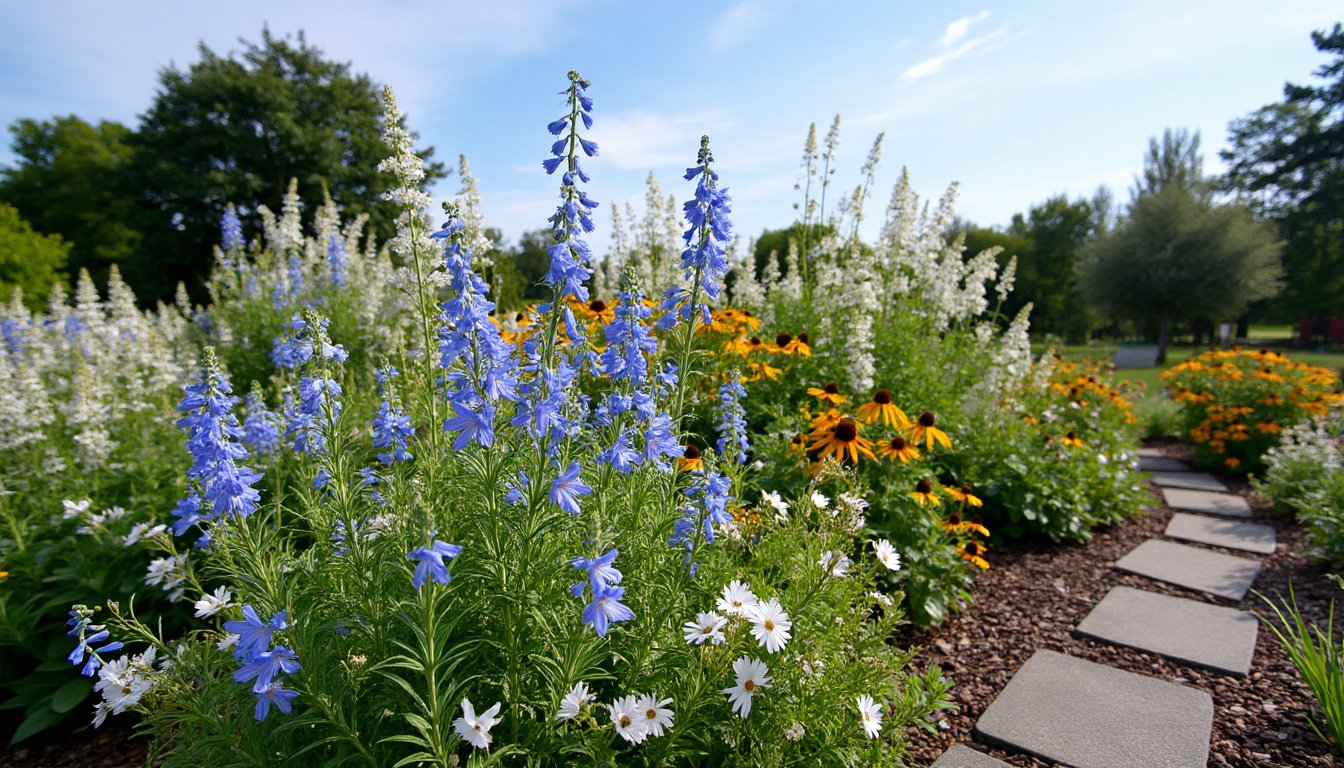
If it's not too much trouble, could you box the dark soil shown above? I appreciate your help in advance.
[904,443,1344,767]
[0,717,147,768]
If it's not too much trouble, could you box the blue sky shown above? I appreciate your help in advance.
[1,1,1339,248]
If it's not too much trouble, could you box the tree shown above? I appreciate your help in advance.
[125,28,446,301]
[1222,24,1344,326]
[1133,127,1209,201]
[0,204,69,309]
[1079,185,1282,363]
[0,116,139,285]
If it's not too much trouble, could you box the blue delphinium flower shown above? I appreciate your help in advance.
[327,234,348,287]
[271,317,313,370]
[242,392,281,456]
[643,413,685,471]
[582,583,635,638]
[224,605,288,660]
[443,400,495,450]
[714,373,750,465]
[541,71,599,307]
[597,429,641,473]
[233,646,301,693]
[408,540,464,588]
[660,136,733,329]
[220,204,244,253]
[66,607,123,677]
[254,682,299,721]
[289,375,343,455]
[549,461,592,515]
[570,549,622,598]
[670,469,735,552]
[371,400,415,464]
[223,605,299,721]
[599,288,657,388]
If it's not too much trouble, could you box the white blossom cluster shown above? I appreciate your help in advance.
[599,173,683,299]
[92,646,159,727]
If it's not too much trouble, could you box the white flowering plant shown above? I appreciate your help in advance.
[49,76,952,764]
[1255,413,1344,563]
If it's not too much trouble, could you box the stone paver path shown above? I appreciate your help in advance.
[1161,487,1253,518]
[974,650,1214,768]
[1074,586,1259,675]
[929,744,1011,767]
[951,446,1278,766]
[1164,512,1276,554]
[1148,471,1228,492]
[1138,455,1191,472]
[1114,539,1261,600]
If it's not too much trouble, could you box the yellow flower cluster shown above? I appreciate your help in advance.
[797,383,951,468]
[1049,360,1137,425]
[1164,348,1343,472]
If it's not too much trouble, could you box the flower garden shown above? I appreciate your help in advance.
[1,72,1341,767]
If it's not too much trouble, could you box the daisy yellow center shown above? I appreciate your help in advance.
[645,709,656,720]
[744,679,756,693]
[619,715,631,728]
[764,619,775,631]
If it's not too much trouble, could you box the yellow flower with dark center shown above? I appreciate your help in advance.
[959,540,990,570]
[877,435,920,463]
[1060,431,1083,448]
[943,512,991,538]
[855,389,911,429]
[676,444,704,473]
[788,433,807,454]
[806,381,847,406]
[906,411,952,450]
[1224,457,1241,470]
[807,418,875,464]
[773,332,812,357]
[746,361,782,381]
[1255,421,1282,435]
[911,478,941,507]
[807,408,843,437]
[945,483,983,508]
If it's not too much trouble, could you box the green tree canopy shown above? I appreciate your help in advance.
[125,28,446,301]
[1079,185,1283,362]
[0,204,69,309]
[1222,23,1344,323]
[1133,127,1209,201]
[0,116,138,285]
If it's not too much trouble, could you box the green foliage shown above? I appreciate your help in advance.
[1255,414,1344,563]
[0,204,68,308]
[1258,582,1344,754]
[1135,393,1183,440]
[0,116,139,286]
[1222,24,1344,324]
[125,28,446,301]
[1079,185,1283,362]
[1133,127,1209,201]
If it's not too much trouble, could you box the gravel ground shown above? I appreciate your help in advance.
[904,443,1344,767]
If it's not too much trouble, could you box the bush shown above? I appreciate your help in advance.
[1164,348,1342,473]
[1256,414,1344,563]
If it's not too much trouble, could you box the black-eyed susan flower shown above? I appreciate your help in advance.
[1060,431,1083,448]
[773,332,812,357]
[943,513,991,537]
[746,361,782,381]
[807,418,875,464]
[788,433,807,454]
[959,540,990,570]
[877,435,920,463]
[944,483,983,508]
[677,444,704,472]
[911,478,941,507]
[1224,457,1241,470]
[806,381,847,406]
[906,411,951,450]
[855,389,910,429]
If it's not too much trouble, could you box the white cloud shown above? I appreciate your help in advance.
[590,109,733,171]
[710,1,767,52]
[903,11,1003,82]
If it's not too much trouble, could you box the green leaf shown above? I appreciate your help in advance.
[49,677,91,714]
[10,704,63,744]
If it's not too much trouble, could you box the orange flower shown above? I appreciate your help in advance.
[1224,457,1241,470]
[911,478,941,507]
[944,483,983,508]
[855,389,911,429]
[959,540,990,570]
[676,444,704,472]
[877,435,921,463]
[906,411,951,450]
[943,513,991,538]
[807,418,875,464]
[1060,431,1083,448]
[806,381,847,406]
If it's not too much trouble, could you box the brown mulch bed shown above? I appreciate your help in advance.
[904,443,1344,767]
[0,717,147,768]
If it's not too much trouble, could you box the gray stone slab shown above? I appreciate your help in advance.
[930,744,1011,768]
[1138,456,1192,472]
[1075,586,1259,675]
[1113,345,1159,369]
[974,650,1213,768]
[1114,539,1261,601]
[1149,471,1228,492]
[1137,447,1166,458]
[1161,487,1253,518]
[1165,512,1276,554]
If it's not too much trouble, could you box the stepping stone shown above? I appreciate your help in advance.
[1114,539,1261,601]
[1149,471,1227,492]
[1075,586,1259,675]
[1161,487,1253,518]
[974,650,1212,768]
[1138,455,1191,472]
[1136,447,1166,458]
[1165,512,1275,554]
[931,744,1011,767]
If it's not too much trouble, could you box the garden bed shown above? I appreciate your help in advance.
[905,442,1343,767]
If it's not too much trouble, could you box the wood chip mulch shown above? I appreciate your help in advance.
[903,442,1344,767]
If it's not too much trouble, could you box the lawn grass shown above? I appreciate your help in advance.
[1033,342,1344,394]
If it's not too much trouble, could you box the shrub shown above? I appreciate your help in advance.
[1164,348,1342,473]
[1256,414,1344,563]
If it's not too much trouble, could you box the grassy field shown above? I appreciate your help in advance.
[1036,341,1344,393]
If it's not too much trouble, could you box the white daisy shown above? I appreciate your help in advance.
[683,611,728,646]
[873,539,901,571]
[870,591,894,607]
[62,499,91,519]
[217,633,240,652]
[857,694,883,739]
[192,585,235,618]
[722,657,771,718]
[556,682,593,721]
[810,491,830,510]
[608,694,647,743]
[761,490,790,521]
[784,721,806,741]
[452,698,502,750]
[746,598,792,653]
[123,522,167,547]
[636,693,674,738]
[716,580,757,617]
[819,550,851,578]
